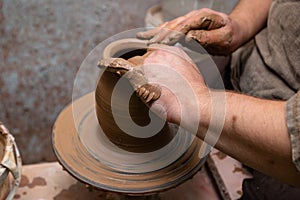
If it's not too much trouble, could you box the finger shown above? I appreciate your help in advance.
[138,87,146,96]
[136,22,168,39]
[187,29,232,47]
[142,90,150,99]
[189,13,227,30]
[149,13,225,45]
[147,16,188,44]
[97,57,118,67]
[146,92,155,103]
[148,28,173,45]
[97,57,134,70]
[186,30,208,47]
[148,28,186,45]
[186,28,233,55]
[159,30,185,45]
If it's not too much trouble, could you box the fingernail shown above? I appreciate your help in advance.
[142,90,150,99]
[138,87,145,96]
[146,92,155,103]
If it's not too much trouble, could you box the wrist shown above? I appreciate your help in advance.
[228,15,250,52]
[228,0,272,51]
[181,87,214,140]
[198,90,227,139]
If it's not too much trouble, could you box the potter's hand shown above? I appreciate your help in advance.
[137,8,241,55]
[142,44,209,125]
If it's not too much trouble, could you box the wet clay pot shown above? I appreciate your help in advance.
[95,39,174,153]
[53,38,207,194]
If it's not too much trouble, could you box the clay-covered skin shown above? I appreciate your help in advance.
[136,8,236,55]
[137,11,225,44]
[98,51,161,103]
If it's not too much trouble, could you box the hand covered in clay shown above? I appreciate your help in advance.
[141,44,209,125]
[137,8,240,55]
[99,44,209,125]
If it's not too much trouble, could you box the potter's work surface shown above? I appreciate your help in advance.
[14,162,221,200]
[52,92,209,194]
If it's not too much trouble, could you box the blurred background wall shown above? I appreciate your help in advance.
[0,0,237,164]
[0,0,161,163]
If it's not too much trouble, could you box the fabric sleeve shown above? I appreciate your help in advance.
[286,90,300,171]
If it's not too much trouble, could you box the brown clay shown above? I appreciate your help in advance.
[95,69,173,153]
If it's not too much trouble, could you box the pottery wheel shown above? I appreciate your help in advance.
[52,92,209,194]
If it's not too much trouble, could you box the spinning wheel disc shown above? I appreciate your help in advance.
[52,92,209,194]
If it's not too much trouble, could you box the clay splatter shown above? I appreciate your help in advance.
[54,181,158,200]
[214,151,227,160]
[19,175,47,188]
[54,182,111,200]
[232,165,250,176]
[19,175,29,187]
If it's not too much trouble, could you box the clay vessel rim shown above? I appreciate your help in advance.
[102,38,148,58]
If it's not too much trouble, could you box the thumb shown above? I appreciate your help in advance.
[148,86,182,125]
[193,14,227,30]
[186,28,233,55]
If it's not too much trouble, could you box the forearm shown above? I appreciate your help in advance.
[229,0,273,46]
[142,44,300,186]
[194,91,300,186]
